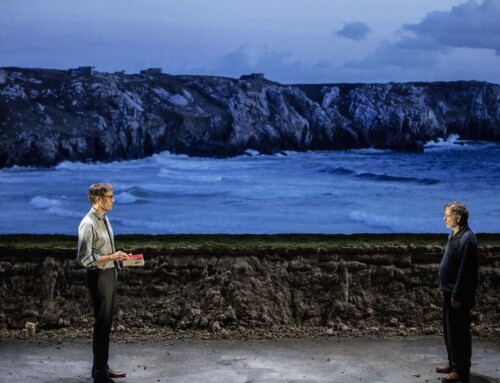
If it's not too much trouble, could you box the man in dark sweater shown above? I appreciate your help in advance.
[437,202,478,383]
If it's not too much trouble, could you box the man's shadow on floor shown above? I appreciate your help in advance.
[469,373,499,383]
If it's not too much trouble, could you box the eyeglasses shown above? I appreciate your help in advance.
[102,195,115,200]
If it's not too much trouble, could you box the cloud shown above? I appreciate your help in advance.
[347,35,446,71]
[403,0,500,54]
[341,0,500,82]
[335,22,371,41]
[212,45,305,82]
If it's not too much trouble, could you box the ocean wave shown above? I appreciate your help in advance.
[431,133,461,145]
[244,149,261,156]
[114,191,139,204]
[319,166,355,176]
[319,166,438,184]
[424,135,496,151]
[55,156,159,171]
[151,151,189,164]
[55,161,94,171]
[349,148,392,155]
[121,183,229,199]
[158,168,224,182]
[46,207,82,219]
[349,210,440,233]
[31,196,62,209]
[356,172,439,185]
[30,196,81,218]
[153,156,224,172]
[349,211,400,231]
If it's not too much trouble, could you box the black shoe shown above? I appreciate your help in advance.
[441,371,470,383]
[92,367,126,379]
[107,368,126,378]
[436,364,453,374]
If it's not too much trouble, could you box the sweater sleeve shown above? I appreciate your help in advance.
[452,235,478,303]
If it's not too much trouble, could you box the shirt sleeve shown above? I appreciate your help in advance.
[77,220,98,267]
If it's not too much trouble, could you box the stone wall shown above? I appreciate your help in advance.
[0,245,499,338]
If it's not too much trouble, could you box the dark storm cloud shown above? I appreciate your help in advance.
[335,21,371,41]
[403,0,500,54]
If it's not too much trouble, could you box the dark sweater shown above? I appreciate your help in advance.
[439,225,479,307]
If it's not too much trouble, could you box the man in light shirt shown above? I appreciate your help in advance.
[77,183,129,383]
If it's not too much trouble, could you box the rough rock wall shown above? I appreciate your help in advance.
[1,246,498,337]
[1,67,500,167]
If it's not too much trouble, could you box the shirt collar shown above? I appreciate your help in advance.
[90,206,105,220]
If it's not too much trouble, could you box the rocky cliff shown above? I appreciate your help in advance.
[1,67,499,168]
[1,235,498,340]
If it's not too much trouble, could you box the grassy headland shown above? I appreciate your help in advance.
[1,233,500,252]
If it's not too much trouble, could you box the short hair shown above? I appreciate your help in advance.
[87,183,113,204]
[444,201,469,225]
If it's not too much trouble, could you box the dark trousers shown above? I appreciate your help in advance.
[87,268,117,373]
[442,293,472,377]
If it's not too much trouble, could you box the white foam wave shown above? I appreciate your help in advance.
[46,207,82,219]
[424,134,460,147]
[55,161,89,170]
[151,151,188,162]
[424,134,493,151]
[244,149,261,156]
[349,210,441,233]
[0,165,46,173]
[55,156,154,171]
[31,196,62,209]
[30,196,81,218]
[158,169,223,182]
[114,191,139,204]
[347,148,391,155]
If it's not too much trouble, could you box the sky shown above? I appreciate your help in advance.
[1,0,499,84]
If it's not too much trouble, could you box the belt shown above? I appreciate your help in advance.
[87,266,116,272]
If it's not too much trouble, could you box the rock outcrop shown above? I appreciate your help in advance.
[1,67,499,167]
[0,237,499,338]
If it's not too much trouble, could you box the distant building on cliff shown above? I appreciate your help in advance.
[240,73,265,80]
[68,66,95,75]
[140,68,163,75]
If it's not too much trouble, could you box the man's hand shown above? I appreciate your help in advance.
[97,251,129,263]
[112,251,130,261]
[451,297,461,308]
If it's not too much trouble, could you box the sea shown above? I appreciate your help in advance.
[1,136,499,235]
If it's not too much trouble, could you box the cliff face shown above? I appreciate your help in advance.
[1,67,500,168]
[1,243,499,338]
